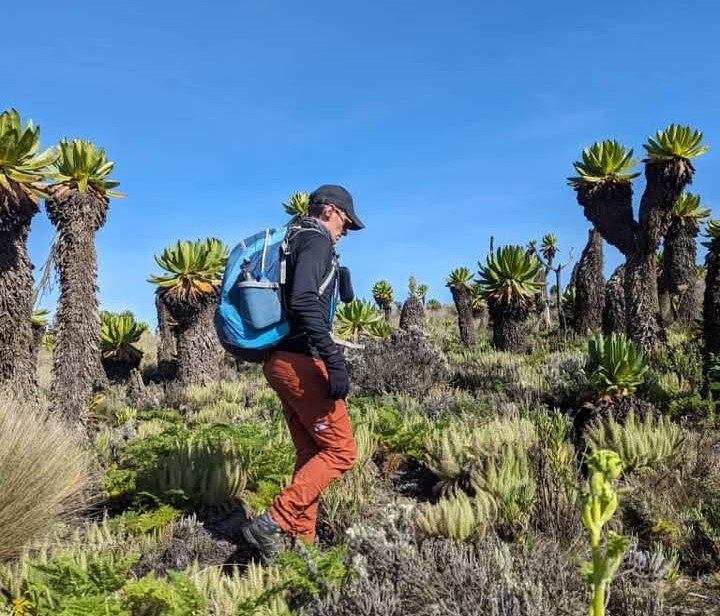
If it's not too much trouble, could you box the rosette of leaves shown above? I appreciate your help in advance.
[585,333,648,398]
[148,238,228,312]
[335,299,383,342]
[643,124,709,162]
[282,191,310,220]
[100,310,149,380]
[371,280,394,320]
[49,138,125,199]
[567,140,640,187]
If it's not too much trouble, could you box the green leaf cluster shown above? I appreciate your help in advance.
[541,232,558,263]
[0,108,56,194]
[122,571,206,616]
[109,422,294,510]
[371,280,394,307]
[476,245,543,307]
[644,124,709,160]
[586,333,648,398]
[446,267,474,289]
[335,299,383,342]
[586,410,685,473]
[282,191,310,218]
[703,219,720,247]
[31,307,50,328]
[567,140,640,187]
[148,238,228,300]
[100,310,148,362]
[51,138,124,197]
[415,489,496,541]
[672,192,711,222]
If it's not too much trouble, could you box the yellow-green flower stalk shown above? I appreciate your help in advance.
[580,449,630,616]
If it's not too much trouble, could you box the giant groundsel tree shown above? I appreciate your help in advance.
[569,126,708,348]
[46,138,124,424]
[446,267,476,345]
[148,238,228,385]
[0,109,56,399]
[477,245,542,352]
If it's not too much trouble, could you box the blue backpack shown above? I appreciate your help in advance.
[214,223,337,362]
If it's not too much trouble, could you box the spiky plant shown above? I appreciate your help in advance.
[46,138,125,424]
[100,310,149,381]
[662,192,711,323]
[335,299,383,343]
[30,307,50,363]
[470,443,536,532]
[415,490,496,542]
[0,109,56,399]
[371,280,394,321]
[643,124,709,163]
[568,140,641,187]
[426,298,442,310]
[423,425,473,495]
[586,332,648,398]
[541,233,558,265]
[365,318,393,339]
[477,245,542,352]
[704,220,720,385]
[446,267,476,345]
[281,191,310,220]
[573,229,604,334]
[148,238,228,385]
[586,410,684,474]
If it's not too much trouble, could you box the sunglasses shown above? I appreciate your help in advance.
[331,205,352,229]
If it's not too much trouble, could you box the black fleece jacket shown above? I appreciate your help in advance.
[274,227,341,365]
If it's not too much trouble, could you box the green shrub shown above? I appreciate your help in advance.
[415,490,496,541]
[0,399,92,562]
[586,333,648,397]
[585,410,685,473]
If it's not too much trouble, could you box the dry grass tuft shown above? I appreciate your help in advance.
[0,397,93,562]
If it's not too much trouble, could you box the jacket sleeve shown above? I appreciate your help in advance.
[286,232,340,364]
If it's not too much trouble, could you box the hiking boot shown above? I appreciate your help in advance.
[241,511,285,563]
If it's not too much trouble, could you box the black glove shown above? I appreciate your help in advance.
[325,355,350,400]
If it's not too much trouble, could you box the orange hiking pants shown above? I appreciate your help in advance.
[263,351,357,543]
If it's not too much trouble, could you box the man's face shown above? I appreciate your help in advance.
[323,205,351,242]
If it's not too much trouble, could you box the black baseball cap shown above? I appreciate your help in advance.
[309,184,365,230]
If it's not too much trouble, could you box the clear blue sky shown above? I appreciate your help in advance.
[6,0,720,326]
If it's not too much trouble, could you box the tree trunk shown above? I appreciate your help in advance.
[603,265,626,335]
[573,229,605,334]
[0,189,39,401]
[102,355,142,382]
[399,295,425,331]
[489,301,528,353]
[705,238,720,366]
[383,304,392,323]
[162,291,222,386]
[663,220,702,322]
[576,180,635,256]
[156,291,177,363]
[627,159,693,348]
[449,286,476,345]
[46,189,108,425]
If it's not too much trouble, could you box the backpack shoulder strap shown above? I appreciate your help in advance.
[279,226,332,289]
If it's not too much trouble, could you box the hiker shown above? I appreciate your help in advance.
[241,184,365,560]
